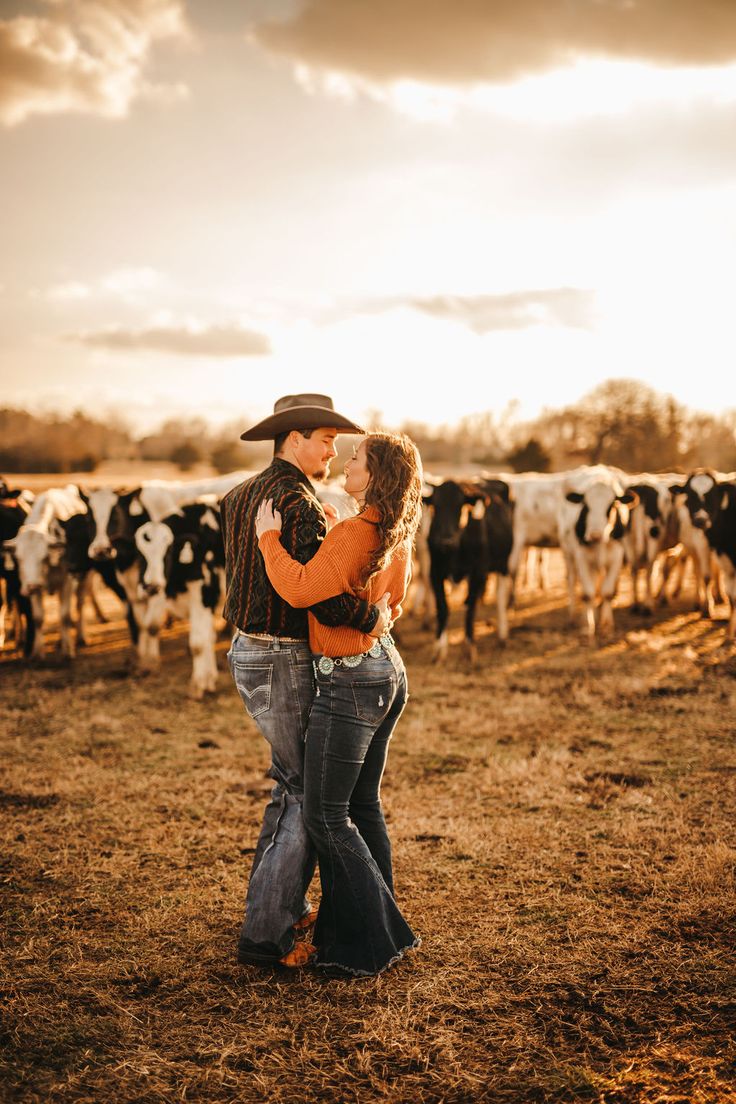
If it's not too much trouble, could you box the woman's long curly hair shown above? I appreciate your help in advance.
[360,431,423,587]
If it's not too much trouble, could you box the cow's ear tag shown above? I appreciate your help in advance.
[723,491,730,511]
[179,541,194,564]
[130,498,144,516]
[471,500,486,520]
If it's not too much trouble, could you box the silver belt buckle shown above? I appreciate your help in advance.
[317,655,334,675]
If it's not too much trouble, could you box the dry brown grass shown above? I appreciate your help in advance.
[2,563,736,1103]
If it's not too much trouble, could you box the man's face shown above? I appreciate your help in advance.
[294,427,338,480]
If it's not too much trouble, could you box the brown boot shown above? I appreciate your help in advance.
[278,942,316,968]
[293,907,319,932]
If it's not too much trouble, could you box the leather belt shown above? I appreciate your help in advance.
[236,630,307,644]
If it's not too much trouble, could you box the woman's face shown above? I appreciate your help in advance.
[344,439,370,502]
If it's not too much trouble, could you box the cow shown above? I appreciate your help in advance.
[502,471,570,606]
[668,470,723,618]
[0,487,35,654]
[3,485,88,658]
[133,502,225,697]
[559,471,638,640]
[425,477,513,659]
[621,475,680,613]
[703,479,736,640]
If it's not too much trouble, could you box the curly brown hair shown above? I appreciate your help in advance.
[360,431,423,586]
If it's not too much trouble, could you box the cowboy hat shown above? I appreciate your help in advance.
[240,393,364,441]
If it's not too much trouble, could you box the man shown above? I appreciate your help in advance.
[221,394,390,969]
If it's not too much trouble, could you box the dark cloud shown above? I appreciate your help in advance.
[0,0,189,127]
[67,323,272,357]
[253,1,736,85]
[347,288,595,332]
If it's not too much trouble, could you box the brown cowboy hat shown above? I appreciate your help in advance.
[240,393,364,441]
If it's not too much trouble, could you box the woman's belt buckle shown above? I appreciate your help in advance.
[317,655,335,675]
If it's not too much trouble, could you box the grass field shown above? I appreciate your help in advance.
[2,564,735,1103]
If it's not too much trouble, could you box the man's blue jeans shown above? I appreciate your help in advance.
[227,633,316,962]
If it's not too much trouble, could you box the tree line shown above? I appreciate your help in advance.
[1,379,734,476]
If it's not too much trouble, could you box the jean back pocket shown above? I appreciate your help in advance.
[351,678,393,725]
[233,663,273,719]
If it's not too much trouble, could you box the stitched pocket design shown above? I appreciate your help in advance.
[233,664,273,719]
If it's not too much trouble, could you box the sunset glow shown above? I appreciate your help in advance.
[2,0,736,435]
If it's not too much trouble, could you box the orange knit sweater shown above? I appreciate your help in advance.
[258,505,410,657]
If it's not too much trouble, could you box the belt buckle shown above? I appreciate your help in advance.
[317,655,334,675]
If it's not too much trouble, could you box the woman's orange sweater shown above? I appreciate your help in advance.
[258,505,410,657]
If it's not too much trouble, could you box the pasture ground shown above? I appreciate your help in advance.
[2,561,735,1103]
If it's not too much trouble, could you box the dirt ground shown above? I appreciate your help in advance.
[2,560,735,1103]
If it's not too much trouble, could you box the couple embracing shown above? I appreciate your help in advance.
[220,394,422,980]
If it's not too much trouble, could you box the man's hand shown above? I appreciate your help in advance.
[322,502,339,531]
[255,498,282,539]
[369,593,392,638]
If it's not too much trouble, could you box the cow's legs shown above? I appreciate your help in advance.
[575,551,597,641]
[75,572,91,647]
[29,591,45,658]
[188,581,217,698]
[561,544,578,624]
[59,575,76,658]
[495,573,511,644]
[717,556,736,641]
[462,570,486,662]
[431,560,450,662]
[598,548,624,637]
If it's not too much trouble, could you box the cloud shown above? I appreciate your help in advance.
[66,322,272,357]
[252,1,736,88]
[0,0,189,127]
[46,280,92,301]
[344,288,595,333]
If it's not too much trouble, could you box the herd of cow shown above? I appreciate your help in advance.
[419,464,736,657]
[1,462,735,696]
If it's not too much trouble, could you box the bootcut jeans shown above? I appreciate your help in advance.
[304,643,419,977]
[227,633,316,963]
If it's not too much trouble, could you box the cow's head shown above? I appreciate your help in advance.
[670,471,717,530]
[427,480,486,551]
[703,479,736,525]
[135,521,173,597]
[12,524,65,595]
[87,487,122,559]
[567,484,638,545]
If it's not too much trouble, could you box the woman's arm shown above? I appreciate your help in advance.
[256,498,363,607]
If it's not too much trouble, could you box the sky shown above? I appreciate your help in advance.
[2,0,736,435]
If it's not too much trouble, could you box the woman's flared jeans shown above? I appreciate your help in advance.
[304,645,419,976]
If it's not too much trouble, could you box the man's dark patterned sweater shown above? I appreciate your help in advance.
[221,458,378,638]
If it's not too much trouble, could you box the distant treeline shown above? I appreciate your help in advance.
[2,379,735,475]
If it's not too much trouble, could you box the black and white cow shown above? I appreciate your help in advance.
[559,472,638,640]
[0,487,35,654]
[3,485,88,658]
[703,479,736,640]
[669,470,722,617]
[621,475,680,613]
[425,477,514,658]
[133,502,225,697]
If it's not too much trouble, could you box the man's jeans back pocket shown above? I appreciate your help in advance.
[233,663,273,719]
[351,679,393,725]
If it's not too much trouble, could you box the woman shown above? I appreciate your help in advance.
[254,431,422,978]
